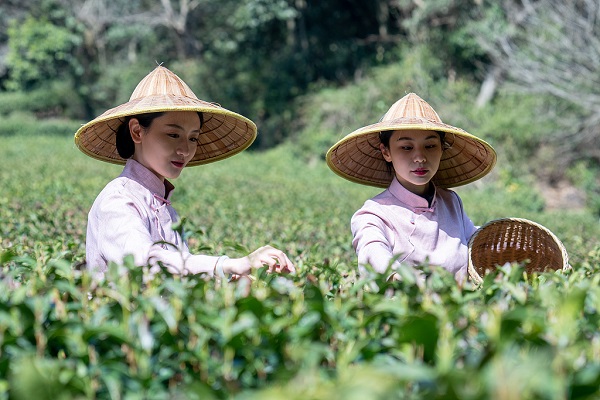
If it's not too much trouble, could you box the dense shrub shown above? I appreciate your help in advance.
[0,112,81,137]
[2,247,600,399]
[2,100,600,399]
[0,81,82,118]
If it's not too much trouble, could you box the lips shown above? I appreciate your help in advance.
[412,168,428,176]
[171,161,185,169]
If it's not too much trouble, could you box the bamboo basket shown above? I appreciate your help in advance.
[468,218,569,284]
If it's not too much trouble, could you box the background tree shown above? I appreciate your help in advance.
[477,0,600,164]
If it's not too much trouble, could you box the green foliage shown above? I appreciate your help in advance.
[0,112,81,137]
[5,16,81,91]
[0,81,82,119]
[230,0,298,30]
[2,244,600,398]
[567,161,600,217]
[398,0,491,74]
[2,129,600,398]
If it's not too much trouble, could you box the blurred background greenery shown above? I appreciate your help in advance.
[1,0,599,204]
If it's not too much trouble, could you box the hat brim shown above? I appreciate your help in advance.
[326,117,497,188]
[74,95,257,166]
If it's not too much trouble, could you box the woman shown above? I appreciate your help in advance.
[75,65,294,280]
[326,93,496,283]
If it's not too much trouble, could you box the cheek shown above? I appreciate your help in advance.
[188,143,198,158]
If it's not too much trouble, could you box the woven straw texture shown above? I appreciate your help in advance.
[468,218,570,284]
[74,66,257,166]
[326,93,496,188]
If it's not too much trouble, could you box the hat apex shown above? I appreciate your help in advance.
[129,66,199,101]
[382,93,442,123]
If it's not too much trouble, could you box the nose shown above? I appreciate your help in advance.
[413,147,426,163]
[177,138,192,157]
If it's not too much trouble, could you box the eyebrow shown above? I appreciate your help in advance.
[165,123,201,133]
[397,134,439,141]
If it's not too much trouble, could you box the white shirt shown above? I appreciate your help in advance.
[351,178,477,282]
[86,159,219,279]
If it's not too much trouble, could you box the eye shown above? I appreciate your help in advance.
[400,146,413,151]
[190,136,199,143]
[167,133,179,139]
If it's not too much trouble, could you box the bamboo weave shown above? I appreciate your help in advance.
[468,218,570,284]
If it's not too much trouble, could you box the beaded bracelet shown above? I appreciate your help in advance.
[214,255,229,279]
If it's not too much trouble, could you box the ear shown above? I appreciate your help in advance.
[379,143,392,162]
[129,118,143,144]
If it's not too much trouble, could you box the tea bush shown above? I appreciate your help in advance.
[2,134,600,398]
[2,249,600,399]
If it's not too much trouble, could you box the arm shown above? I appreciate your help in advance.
[90,192,294,277]
[351,209,396,274]
[451,191,478,239]
[91,192,220,276]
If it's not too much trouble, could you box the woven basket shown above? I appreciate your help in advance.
[468,218,569,284]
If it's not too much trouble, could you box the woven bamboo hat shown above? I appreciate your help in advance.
[326,93,497,188]
[74,65,257,166]
[468,218,570,285]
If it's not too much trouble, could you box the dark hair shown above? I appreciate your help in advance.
[115,112,205,159]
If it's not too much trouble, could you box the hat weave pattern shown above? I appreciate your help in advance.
[75,66,257,166]
[326,93,497,188]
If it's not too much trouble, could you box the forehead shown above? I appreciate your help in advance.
[390,129,440,141]
[152,111,201,130]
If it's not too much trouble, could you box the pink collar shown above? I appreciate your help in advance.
[120,159,175,202]
[387,177,436,213]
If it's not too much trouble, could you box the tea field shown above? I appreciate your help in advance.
[2,133,600,399]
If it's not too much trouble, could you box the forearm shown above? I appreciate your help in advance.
[352,214,395,274]
[148,246,220,276]
[357,243,395,274]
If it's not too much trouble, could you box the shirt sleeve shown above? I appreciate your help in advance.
[351,207,396,274]
[451,191,478,239]
[89,191,219,277]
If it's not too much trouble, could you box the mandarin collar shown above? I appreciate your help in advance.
[388,177,436,212]
[121,159,175,201]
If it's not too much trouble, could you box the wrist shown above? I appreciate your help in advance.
[222,257,250,276]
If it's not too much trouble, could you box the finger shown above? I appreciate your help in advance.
[276,252,295,273]
[271,255,295,274]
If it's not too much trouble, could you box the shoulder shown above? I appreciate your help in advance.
[436,187,463,204]
[351,190,407,226]
[435,187,469,216]
[353,190,390,215]
[90,176,149,213]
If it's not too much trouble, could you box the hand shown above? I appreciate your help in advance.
[387,267,425,288]
[223,245,295,276]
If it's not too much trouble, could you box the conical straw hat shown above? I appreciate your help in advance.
[326,93,496,188]
[74,65,257,166]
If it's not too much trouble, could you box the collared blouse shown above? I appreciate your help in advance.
[86,159,219,279]
[351,177,477,281]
